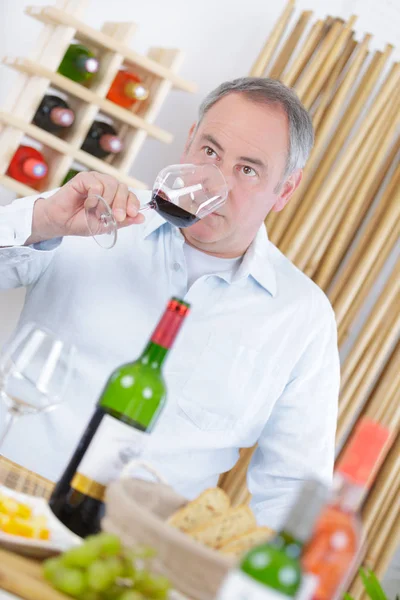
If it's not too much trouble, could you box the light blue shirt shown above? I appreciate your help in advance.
[0,189,340,529]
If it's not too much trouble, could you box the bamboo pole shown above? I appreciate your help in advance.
[363,344,400,427]
[349,486,400,600]
[316,134,400,290]
[268,35,372,245]
[294,20,345,101]
[330,157,400,309]
[218,446,255,505]
[303,95,400,279]
[340,263,400,389]
[362,493,400,578]
[250,0,295,77]
[311,37,358,129]
[268,11,313,80]
[281,18,327,88]
[361,435,400,539]
[338,324,391,434]
[336,306,400,446]
[301,16,357,109]
[333,179,400,329]
[279,61,399,259]
[369,513,400,590]
[337,225,400,346]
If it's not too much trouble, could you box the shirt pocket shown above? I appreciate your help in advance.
[177,329,265,432]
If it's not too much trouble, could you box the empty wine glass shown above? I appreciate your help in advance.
[85,163,229,249]
[0,323,76,449]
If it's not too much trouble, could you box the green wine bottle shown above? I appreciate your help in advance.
[216,480,329,600]
[58,43,99,83]
[49,298,190,537]
[61,168,80,185]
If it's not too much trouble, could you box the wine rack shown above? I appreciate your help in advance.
[0,0,197,196]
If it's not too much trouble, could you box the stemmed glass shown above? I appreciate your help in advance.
[0,323,76,449]
[85,163,229,249]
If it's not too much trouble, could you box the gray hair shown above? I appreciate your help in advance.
[197,77,314,187]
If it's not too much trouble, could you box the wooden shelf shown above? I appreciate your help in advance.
[0,175,38,197]
[0,0,195,197]
[25,5,197,93]
[0,111,148,189]
[2,57,173,144]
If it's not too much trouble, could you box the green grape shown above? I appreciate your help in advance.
[120,555,137,579]
[101,583,123,600]
[146,575,171,599]
[87,559,116,592]
[135,571,171,599]
[104,555,125,579]
[93,532,122,556]
[52,567,88,597]
[77,591,101,600]
[43,557,63,582]
[117,591,144,600]
[61,540,101,568]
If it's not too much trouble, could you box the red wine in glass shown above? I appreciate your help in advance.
[84,163,228,249]
[150,191,199,227]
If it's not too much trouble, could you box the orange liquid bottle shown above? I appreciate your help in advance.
[106,70,149,109]
[302,418,392,600]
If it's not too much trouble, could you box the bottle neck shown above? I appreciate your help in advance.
[139,341,168,370]
[270,530,304,560]
[76,55,98,74]
[331,473,366,513]
[138,298,189,370]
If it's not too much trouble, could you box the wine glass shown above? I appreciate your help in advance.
[0,323,76,449]
[85,163,229,249]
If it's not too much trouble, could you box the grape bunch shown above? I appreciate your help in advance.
[43,532,171,599]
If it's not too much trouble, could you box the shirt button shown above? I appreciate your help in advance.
[173,262,181,271]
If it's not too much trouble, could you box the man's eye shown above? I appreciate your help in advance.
[204,146,217,157]
[242,166,257,177]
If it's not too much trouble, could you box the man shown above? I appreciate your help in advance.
[0,77,340,529]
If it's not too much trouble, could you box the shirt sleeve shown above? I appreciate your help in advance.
[247,294,340,530]
[0,188,62,289]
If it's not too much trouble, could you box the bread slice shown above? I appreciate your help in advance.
[218,526,274,557]
[187,505,256,549]
[167,487,230,533]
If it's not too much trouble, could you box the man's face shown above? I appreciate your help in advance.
[181,93,301,257]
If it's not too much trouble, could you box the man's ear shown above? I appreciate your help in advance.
[271,169,303,213]
[182,122,197,157]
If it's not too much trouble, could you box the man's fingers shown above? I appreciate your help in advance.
[117,213,145,228]
[109,182,129,222]
[127,192,140,217]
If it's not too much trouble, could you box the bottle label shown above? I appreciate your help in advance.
[71,415,148,501]
[295,574,318,600]
[217,571,293,600]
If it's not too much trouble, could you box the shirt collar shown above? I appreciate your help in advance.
[142,211,168,239]
[142,214,277,297]
[234,225,277,297]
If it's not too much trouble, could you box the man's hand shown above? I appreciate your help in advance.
[27,172,145,244]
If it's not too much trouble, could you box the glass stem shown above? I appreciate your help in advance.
[0,409,18,449]
[139,202,154,213]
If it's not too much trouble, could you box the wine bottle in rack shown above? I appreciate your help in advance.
[106,69,149,109]
[33,94,75,133]
[49,297,190,538]
[61,169,80,185]
[58,43,99,83]
[7,145,48,187]
[81,120,123,159]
